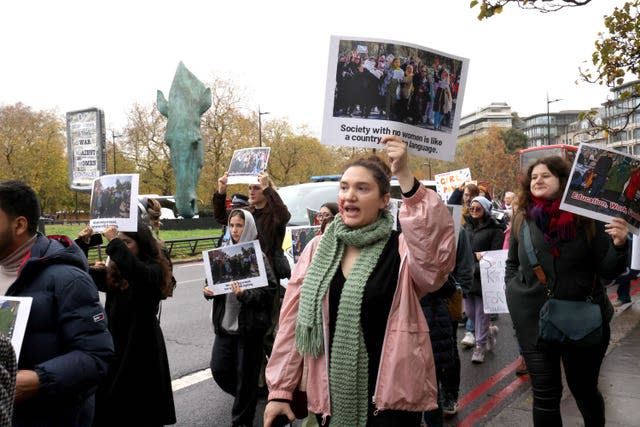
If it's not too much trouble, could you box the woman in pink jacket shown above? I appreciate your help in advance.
[263,135,456,427]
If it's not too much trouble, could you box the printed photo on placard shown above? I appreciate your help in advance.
[307,208,320,226]
[89,174,139,232]
[0,296,33,360]
[322,35,469,161]
[226,147,271,185]
[560,143,640,234]
[202,240,267,295]
[289,225,320,263]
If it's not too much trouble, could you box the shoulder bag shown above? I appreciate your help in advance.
[522,220,603,347]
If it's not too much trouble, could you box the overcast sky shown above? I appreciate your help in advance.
[0,0,627,139]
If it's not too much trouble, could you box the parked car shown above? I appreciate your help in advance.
[276,179,437,226]
[276,178,437,287]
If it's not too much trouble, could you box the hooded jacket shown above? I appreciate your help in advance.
[6,233,113,427]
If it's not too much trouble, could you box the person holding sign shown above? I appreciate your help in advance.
[505,156,629,427]
[0,180,113,427]
[263,135,455,427]
[463,196,505,364]
[203,209,278,427]
[89,223,176,426]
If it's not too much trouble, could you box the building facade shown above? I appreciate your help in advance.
[458,102,514,139]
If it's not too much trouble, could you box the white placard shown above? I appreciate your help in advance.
[0,296,33,360]
[321,35,469,161]
[226,147,271,185]
[631,235,640,270]
[202,240,268,295]
[479,249,509,314]
[435,168,472,202]
[89,174,139,232]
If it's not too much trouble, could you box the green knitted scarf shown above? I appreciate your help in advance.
[296,210,393,427]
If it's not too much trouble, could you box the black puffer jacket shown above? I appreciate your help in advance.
[8,234,113,426]
[463,215,505,296]
[420,279,456,372]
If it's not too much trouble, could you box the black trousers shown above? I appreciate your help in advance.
[441,320,461,401]
[211,331,265,427]
[521,323,610,427]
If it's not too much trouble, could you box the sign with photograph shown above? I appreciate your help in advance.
[479,249,509,314]
[89,174,139,232]
[0,296,33,360]
[322,35,469,161]
[289,225,320,264]
[307,208,320,226]
[203,240,268,295]
[226,147,271,185]
[560,143,640,234]
[66,108,106,192]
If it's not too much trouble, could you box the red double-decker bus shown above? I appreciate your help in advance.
[519,144,578,173]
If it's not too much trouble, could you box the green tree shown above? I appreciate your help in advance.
[453,128,519,196]
[0,103,73,213]
[121,103,173,195]
[472,1,640,135]
[501,127,528,153]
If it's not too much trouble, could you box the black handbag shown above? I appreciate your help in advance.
[538,298,603,346]
[522,221,603,346]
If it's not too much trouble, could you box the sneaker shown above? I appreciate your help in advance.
[471,346,485,363]
[485,325,499,351]
[442,399,458,416]
[515,356,528,376]
[461,331,476,348]
[613,299,630,307]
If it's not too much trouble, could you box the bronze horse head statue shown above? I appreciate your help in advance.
[157,61,211,218]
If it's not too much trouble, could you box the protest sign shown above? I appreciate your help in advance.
[289,225,320,264]
[89,174,139,232]
[436,167,472,202]
[479,249,509,314]
[0,296,32,360]
[560,143,640,234]
[226,147,271,185]
[203,240,268,295]
[321,35,469,161]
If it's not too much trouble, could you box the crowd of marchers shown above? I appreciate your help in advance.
[0,136,631,427]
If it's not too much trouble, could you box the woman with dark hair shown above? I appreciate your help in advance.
[204,209,277,427]
[263,135,456,427]
[505,156,629,426]
[318,202,339,234]
[89,223,176,426]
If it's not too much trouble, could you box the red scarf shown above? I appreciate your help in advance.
[527,196,576,257]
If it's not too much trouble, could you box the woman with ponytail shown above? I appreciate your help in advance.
[263,135,456,427]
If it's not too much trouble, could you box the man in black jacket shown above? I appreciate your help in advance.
[0,180,113,426]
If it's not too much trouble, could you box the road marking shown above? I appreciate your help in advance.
[457,357,522,410]
[172,368,212,392]
[457,375,530,427]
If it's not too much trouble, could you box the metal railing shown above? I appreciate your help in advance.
[86,235,218,264]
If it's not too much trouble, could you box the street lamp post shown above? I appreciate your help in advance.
[258,105,270,147]
[546,94,562,145]
[111,130,122,173]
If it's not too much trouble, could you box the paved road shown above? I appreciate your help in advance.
[164,261,527,426]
